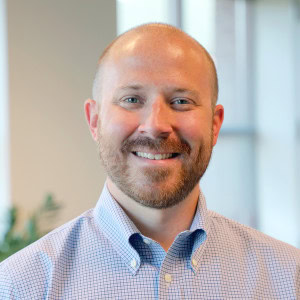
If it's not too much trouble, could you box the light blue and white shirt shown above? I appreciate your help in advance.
[0,184,300,299]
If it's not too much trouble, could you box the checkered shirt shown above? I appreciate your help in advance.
[1,184,300,299]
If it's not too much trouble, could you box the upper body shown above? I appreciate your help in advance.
[1,23,299,299]
[1,184,299,299]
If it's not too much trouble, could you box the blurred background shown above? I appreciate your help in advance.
[0,0,299,249]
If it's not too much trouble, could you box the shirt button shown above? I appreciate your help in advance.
[164,273,172,283]
[143,238,151,245]
[192,259,197,266]
[130,259,137,268]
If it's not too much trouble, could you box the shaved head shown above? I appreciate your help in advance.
[92,23,218,107]
[86,22,224,210]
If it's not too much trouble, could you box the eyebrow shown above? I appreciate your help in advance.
[171,88,200,98]
[118,85,200,98]
[118,84,144,91]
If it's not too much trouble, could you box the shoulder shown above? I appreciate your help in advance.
[0,208,98,297]
[207,210,300,263]
[0,208,96,267]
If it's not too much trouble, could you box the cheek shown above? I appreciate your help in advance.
[175,114,212,145]
[101,108,140,141]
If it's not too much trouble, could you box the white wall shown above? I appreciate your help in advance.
[0,0,9,238]
[7,0,116,229]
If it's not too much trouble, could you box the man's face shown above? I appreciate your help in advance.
[93,33,223,209]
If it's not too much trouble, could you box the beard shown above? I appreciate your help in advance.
[97,123,213,209]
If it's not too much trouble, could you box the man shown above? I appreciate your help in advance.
[0,23,299,299]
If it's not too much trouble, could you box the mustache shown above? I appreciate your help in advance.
[121,136,191,154]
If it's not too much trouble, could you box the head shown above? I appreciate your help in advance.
[85,23,224,209]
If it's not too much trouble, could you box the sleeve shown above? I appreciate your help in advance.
[0,268,20,300]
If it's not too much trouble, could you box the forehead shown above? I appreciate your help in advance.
[98,30,213,98]
[110,30,208,68]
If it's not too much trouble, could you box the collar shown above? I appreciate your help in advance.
[93,183,210,275]
[188,189,210,274]
[93,184,141,275]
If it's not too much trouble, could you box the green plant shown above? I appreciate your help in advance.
[0,194,61,262]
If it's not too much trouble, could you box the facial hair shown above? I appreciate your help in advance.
[97,122,213,209]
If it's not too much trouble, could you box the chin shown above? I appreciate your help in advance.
[118,175,196,209]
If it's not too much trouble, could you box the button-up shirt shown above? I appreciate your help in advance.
[0,184,300,299]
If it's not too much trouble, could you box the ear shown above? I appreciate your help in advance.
[84,98,99,141]
[212,104,224,146]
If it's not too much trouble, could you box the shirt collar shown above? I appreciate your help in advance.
[93,184,141,275]
[93,183,210,275]
[188,188,210,273]
[165,189,209,274]
[190,188,209,232]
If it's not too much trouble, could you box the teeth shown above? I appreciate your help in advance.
[154,154,162,160]
[136,152,173,160]
[148,153,154,159]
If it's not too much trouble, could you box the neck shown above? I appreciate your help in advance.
[107,179,199,252]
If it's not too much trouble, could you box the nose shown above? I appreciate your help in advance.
[138,98,173,139]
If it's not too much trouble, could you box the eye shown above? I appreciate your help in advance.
[172,99,189,105]
[118,96,144,110]
[124,97,139,104]
[171,98,196,111]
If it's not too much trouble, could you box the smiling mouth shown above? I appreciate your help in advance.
[132,151,180,160]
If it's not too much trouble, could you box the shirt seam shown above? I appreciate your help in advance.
[37,211,94,241]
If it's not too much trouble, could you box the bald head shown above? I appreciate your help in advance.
[93,23,218,107]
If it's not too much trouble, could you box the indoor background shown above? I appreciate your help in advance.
[0,0,299,248]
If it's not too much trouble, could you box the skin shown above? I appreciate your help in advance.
[85,25,224,251]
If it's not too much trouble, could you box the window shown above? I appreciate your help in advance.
[117,0,181,33]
